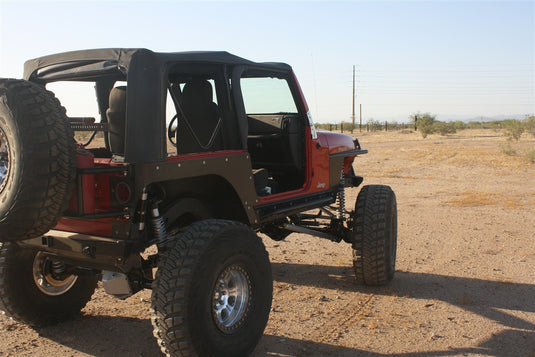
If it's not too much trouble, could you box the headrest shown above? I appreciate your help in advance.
[182,80,213,106]
[109,86,127,112]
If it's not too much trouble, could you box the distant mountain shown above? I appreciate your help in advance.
[436,114,528,123]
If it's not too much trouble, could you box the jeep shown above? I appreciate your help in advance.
[0,48,397,356]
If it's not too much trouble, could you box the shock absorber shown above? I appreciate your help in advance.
[138,187,148,231]
[151,203,168,250]
[338,168,346,222]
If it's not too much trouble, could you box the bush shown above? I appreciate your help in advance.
[453,121,466,130]
[503,119,524,141]
[367,119,382,132]
[500,143,517,156]
[523,115,535,137]
[410,112,436,138]
[524,147,535,163]
[433,121,456,136]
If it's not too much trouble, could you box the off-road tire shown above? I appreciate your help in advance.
[151,219,272,357]
[351,185,397,285]
[0,79,75,242]
[0,242,98,327]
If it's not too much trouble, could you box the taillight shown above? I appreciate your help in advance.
[114,181,131,205]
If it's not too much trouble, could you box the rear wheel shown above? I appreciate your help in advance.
[151,219,272,357]
[0,242,98,326]
[350,185,397,285]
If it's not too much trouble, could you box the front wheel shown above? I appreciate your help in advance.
[350,185,397,286]
[0,242,98,326]
[151,219,272,357]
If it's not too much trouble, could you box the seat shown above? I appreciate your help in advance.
[106,86,127,155]
[176,79,223,154]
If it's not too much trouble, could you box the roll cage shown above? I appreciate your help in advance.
[23,48,304,164]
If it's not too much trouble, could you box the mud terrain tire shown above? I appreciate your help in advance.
[351,185,397,285]
[0,79,75,242]
[0,242,98,326]
[151,219,272,357]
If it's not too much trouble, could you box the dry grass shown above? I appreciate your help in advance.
[524,147,535,163]
[443,190,528,209]
[350,128,535,170]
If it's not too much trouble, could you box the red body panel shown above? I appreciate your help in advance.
[256,73,339,205]
[68,149,95,214]
[317,131,355,155]
[55,156,129,237]
[318,130,357,174]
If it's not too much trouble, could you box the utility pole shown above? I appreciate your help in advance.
[352,65,356,132]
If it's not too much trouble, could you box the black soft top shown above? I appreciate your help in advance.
[24,48,291,82]
[23,48,294,164]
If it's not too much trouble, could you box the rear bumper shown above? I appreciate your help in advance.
[17,230,133,272]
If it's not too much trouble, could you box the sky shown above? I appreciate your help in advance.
[0,0,533,124]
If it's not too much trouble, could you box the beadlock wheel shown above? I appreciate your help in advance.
[0,243,98,327]
[0,128,10,193]
[151,219,273,357]
[32,252,78,296]
[212,265,251,332]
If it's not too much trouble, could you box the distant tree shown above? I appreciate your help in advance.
[314,122,328,130]
[409,112,436,138]
[453,121,466,130]
[433,121,456,136]
[486,121,503,130]
[503,119,524,141]
[388,121,400,131]
[367,118,381,132]
[466,121,481,129]
[523,115,535,137]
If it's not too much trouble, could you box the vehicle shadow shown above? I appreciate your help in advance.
[265,262,535,356]
[35,263,533,357]
[271,262,535,331]
[37,314,534,357]
[36,315,161,357]
[254,329,534,356]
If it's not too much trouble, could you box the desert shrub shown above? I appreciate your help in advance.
[453,121,466,130]
[500,143,517,156]
[523,115,535,137]
[523,147,535,163]
[386,121,400,131]
[484,121,503,130]
[503,119,524,141]
[399,129,414,134]
[466,121,483,129]
[409,112,436,138]
[433,121,456,136]
[367,118,382,132]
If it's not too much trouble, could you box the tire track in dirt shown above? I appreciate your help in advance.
[307,294,376,344]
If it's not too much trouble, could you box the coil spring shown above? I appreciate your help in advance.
[151,207,168,250]
[338,168,346,221]
[51,260,67,275]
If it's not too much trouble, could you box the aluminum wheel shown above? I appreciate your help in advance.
[212,265,250,332]
[32,252,77,296]
[0,128,10,193]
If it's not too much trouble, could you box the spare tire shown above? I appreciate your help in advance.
[0,79,75,242]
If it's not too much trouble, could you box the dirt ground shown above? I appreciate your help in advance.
[0,129,533,357]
